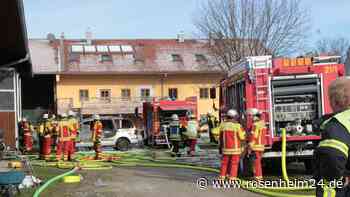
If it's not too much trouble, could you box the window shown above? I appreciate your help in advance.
[199,88,209,99]
[71,45,83,52]
[171,54,182,62]
[84,45,96,52]
[121,89,131,99]
[168,88,178,100]
[97,45,109,52]
[79,89,89,101]
[101,119,114,131]
[195,54,207,62]
[121,119,133,129]
[100,54,112,62]
[140,88,151,99]
[100,89,111,100]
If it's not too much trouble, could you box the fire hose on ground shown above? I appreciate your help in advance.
[32,129,316,197]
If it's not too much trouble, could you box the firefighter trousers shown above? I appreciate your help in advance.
[23,134,33,152]
[253,151,263,179]
[170,140,180,155]
[42,136,51,160]
[56,140,74,161]
[93,142,101,160]
[186,139,197,156]
[220,154,240,179]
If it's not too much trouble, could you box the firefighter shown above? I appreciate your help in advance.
[168,114,181,157]
[91,114,103,160]
[248,108,267,180]
[20,118,34,153]
[313,77,350,197]
[183,114,199,156]
[68,110,79,154]
[49,114,58,151]
[207,110,219,142]
[39,114,53,161]
[218,109,246,180]
[56,113,74,161]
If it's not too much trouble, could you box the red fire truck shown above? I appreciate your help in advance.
[143,97,197,146]
[220,55,345,169]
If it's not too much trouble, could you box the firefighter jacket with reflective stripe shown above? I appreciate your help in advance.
[184,120,198,139]
[39,120,53,136]
[249,120,266,152]
[169,120,181,141]
[318,109,350,158]
[59,119,72,142]
[22,122,34,136]
[219,121,245,155]
[68,117,79,139]
[314,109,350,197]
[92,121,103,144]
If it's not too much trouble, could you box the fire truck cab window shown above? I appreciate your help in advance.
[226,81,246,115]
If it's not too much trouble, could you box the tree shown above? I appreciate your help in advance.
[194,0,310,73]
[345,47,350,75]
[314,37,350,63]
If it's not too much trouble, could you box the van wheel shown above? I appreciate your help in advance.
[116,138,130,151]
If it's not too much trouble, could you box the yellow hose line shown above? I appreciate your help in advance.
[281,128,289,183]
[32,145,317,197]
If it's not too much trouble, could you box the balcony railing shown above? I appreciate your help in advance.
[80,97,156,115]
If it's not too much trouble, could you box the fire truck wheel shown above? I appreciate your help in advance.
[116,138,130,151]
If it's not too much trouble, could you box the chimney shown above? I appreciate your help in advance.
[58,32,65,72]
[47,33,56,43]
[209,32,215,46]
[86,28,92,45]
[177,31,185,43]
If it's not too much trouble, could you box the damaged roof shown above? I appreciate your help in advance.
[30,38,223,75]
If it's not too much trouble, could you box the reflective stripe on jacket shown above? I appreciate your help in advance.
[169,120,181,140]
[249,120,266,152]
[184,120,198,139]
[318,109,350,158]
[219,121,245,155]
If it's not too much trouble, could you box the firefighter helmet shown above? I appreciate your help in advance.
[171,114,179,121]
[61,113,67,118]
[51,114,56,119]
[68,110,75,117]
[227,109,238,118]
[188,114,196,119]
[248,108,261,116]
[207,109,213,116]
[93,114,100,120]
[42,114,49,119]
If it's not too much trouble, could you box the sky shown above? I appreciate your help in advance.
[24,0,350,52]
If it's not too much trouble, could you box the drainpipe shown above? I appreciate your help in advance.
[55,32,65,113]
[161,73,168,99]
[58,32,65,73]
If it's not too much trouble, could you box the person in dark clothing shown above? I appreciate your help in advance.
[207,110,219,143]
[313,77,350,197]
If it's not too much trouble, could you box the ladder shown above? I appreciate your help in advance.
[254,68,271,122]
